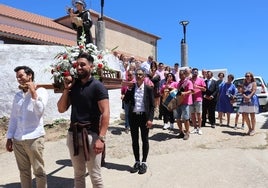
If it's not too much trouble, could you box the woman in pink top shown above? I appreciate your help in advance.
[121,70,136,133]
[160,73,178,130]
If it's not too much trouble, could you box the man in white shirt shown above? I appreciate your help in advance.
[140,55,153,75]
[6,66,48,188]
[124,68,154,175]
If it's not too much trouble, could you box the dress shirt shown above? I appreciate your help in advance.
[133,83,145,112]
[140,61,151,74]
[7,87,48,140]
[207,79,211,88]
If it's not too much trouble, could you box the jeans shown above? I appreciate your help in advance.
[13,137,47,188]
[67,132,103,188]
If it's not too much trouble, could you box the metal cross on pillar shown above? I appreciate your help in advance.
[179,20,189,67]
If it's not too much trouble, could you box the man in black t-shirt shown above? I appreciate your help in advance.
[57,51,109,187]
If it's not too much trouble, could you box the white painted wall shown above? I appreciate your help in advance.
[0,44,122,124]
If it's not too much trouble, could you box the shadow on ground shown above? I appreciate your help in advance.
[0,159,74,188]
[221,130,247,136]
[108,125,125,135]
[260,113,268,129]
[102,162,131,172]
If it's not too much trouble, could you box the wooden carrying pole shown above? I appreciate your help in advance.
[36,78,122,92]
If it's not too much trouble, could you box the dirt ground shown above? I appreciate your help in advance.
[0,117,69,154]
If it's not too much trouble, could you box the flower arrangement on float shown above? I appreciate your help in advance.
[50,34,113,90]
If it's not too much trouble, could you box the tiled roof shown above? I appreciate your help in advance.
[0,4,76,46]
[0,24,76,46]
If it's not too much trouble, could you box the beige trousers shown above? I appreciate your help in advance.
[13,136,47,188]
[67,132,104,188]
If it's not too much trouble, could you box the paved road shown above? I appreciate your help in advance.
[0,113,268,188]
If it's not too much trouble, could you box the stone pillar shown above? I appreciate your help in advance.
[181,42,188,67]
[95,20,105,50]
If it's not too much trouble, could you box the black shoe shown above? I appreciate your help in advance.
[130,162,140,173]
[177,132,185,139]
[138,163,147,174]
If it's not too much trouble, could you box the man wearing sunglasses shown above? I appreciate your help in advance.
[124,68,154,174]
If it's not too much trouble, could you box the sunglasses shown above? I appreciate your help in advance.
[136,73,144,77]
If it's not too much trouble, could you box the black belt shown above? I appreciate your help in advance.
[133,112,145,115]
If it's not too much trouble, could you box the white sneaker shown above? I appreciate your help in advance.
[197,128,203,135]
[190,128,198,134]
[170,123,174,130]
[163,123,170,130]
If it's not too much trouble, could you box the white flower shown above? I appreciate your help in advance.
[51,33,114,83]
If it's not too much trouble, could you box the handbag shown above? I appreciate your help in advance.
[162,89,183,111]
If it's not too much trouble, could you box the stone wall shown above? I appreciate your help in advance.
[0,44,122,124]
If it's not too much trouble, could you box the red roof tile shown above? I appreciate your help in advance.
[0,24,76,46]
[0,4,76,46]
[0,4,75,33]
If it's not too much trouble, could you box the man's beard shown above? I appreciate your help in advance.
[77,71,91,80]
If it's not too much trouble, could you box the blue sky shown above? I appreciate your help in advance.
[1,0,268,82]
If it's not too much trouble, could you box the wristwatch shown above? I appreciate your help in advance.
[98,135,106,143]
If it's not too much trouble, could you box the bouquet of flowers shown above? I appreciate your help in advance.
[50,34,112,88]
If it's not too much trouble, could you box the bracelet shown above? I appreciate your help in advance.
[98,135,106,143]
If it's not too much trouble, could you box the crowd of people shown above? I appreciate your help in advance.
[5,51,260,187]
[117,53,260,175]
[119,54,259,135]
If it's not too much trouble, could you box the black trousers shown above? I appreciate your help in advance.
[202,98,217,126]
[129,113,149,162]
[162,106,175,124]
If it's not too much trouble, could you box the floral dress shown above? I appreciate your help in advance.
[239,82,259,113]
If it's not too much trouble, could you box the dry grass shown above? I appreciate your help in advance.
[0,117,69,154]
